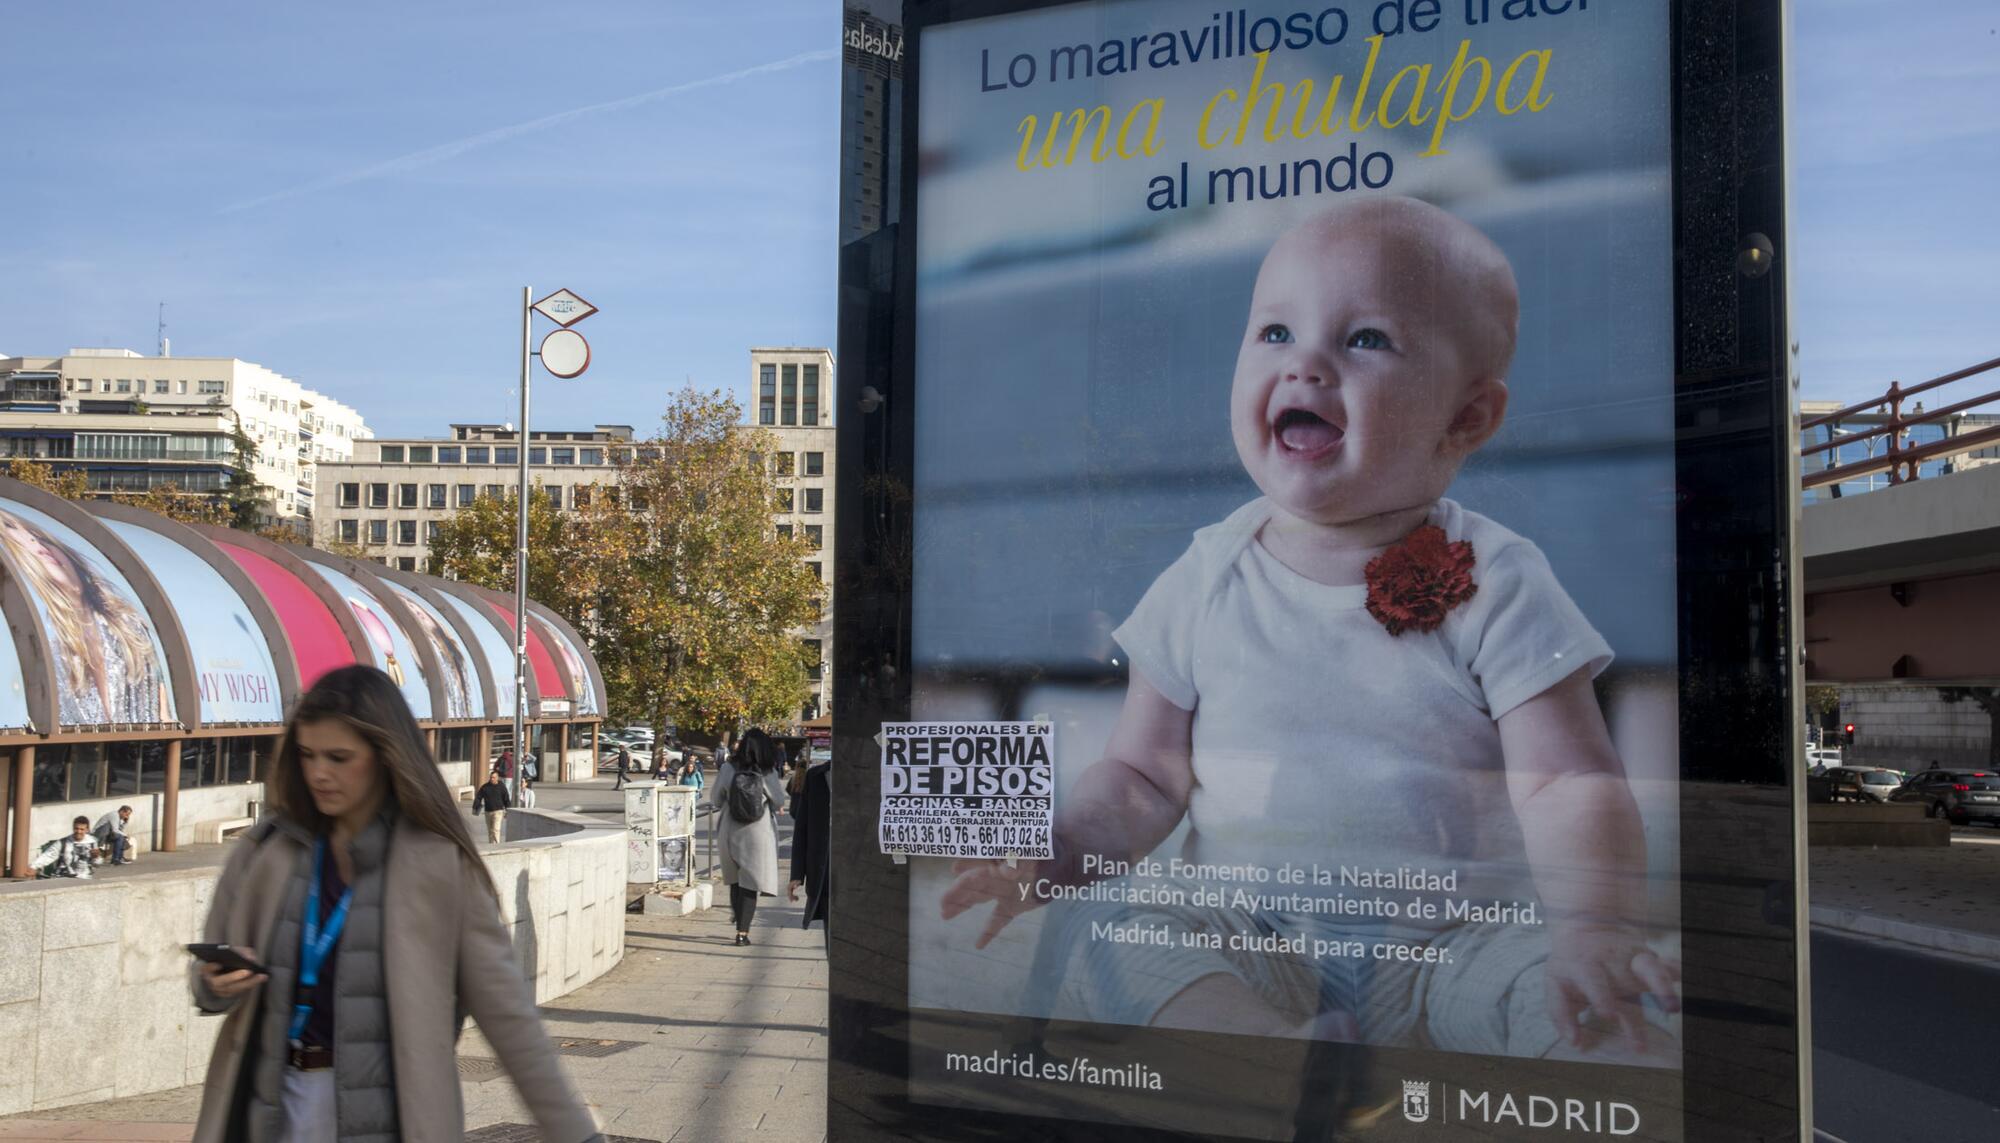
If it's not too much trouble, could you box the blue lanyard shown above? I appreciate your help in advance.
[288,838,354,1045]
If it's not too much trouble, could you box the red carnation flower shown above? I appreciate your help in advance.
[1364,524,1477,637]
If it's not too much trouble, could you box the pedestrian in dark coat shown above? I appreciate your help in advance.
[788,758,830,936]
[613,747,631,791]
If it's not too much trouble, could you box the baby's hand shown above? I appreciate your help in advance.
[939,859,1045,949]
[1544,924,1680,1051]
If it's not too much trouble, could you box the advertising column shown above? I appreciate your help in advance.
[834,1,1802,1141]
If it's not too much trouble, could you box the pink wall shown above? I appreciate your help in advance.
[1806,568,2000,682]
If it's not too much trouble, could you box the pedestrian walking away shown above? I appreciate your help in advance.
[613,746,631,791]
[790,752,831,943]
[188,665,601,1142]
[472,768,513,843]
[711,727,787,945]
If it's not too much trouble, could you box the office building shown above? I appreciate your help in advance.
[311,423,633,571]
[751,347,836,723]
[0,348,369,520]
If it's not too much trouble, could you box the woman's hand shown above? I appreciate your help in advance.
[200,946,268,999]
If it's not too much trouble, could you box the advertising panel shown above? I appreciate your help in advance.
[104,520,285,725]
[0,612,30,730]
[836,2,1801,1141]
[217,542,354,690]
[437,591,517,715]
[531,612,599,716]
[384,580,484,720]
[0,499,174,727]
[302,563,433,720]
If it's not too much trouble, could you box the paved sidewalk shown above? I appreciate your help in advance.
[1809,827,2000,961]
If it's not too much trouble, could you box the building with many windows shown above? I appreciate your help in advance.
[750,347,836,723]
[0,348,368,520]
[310,423,633,570]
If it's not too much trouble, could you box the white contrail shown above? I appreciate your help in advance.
[221,47,838,214]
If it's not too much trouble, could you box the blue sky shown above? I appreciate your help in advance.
[2,1,839,436]
[2,1,1994,436]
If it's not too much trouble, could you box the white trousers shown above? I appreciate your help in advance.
[281,1067,337,1143]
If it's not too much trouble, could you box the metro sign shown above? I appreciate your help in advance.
[531,288,597,327]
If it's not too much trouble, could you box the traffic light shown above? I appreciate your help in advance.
[1843,722,1856,746]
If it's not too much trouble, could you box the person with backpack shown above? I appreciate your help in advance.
[710,728,787,946]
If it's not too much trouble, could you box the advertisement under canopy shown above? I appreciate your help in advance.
[219,542,353,691]
[104,520,284,725]
[384,580,484,720]
[532,612,599,716]
[836,2,1801,1141]
[0,499,174,727]
[0,605,30,730]
[437,591,517,718]
[303,563,433,720]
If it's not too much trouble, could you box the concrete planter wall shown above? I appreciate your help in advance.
[0,808,625,1116]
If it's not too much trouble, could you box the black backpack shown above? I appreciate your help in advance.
[726,767,767,825]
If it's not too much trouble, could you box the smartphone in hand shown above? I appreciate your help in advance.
[186,943,269,975]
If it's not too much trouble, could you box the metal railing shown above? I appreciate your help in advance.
[1801,356,2000,491]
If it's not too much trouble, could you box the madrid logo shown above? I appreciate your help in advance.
[1402,1080,1432,1124]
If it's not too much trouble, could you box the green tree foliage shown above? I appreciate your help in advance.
[226,415,269,531]
[2,458,91,499]
[426,483,601,624]
[595,391,822,738]
[430,392,822,737]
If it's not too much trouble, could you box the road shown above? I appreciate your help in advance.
[1813,928,2000,1142]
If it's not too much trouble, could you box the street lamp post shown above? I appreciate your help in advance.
[511,287,598,806]
[512,286,533,807]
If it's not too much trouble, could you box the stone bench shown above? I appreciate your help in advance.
[194,817,255,845]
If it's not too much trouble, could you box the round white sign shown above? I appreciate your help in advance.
[540,328,590,378]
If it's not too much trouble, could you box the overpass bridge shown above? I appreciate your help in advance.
[1800,358,2000,685]
[1799,359,2000,769]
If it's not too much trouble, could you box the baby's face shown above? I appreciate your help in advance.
[1230,222,1495,527]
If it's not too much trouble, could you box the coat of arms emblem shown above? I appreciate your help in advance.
[1402,1080,1432,1124]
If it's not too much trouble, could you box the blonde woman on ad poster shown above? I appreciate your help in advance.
[0,506,171,726]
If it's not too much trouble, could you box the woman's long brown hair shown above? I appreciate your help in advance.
[266,664,492,893]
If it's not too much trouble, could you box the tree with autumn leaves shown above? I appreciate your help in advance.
[428,389,823,738]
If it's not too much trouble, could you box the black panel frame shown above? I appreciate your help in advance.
[832,1,1803,1138]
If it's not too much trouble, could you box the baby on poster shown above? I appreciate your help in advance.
[943,195,1677,1061]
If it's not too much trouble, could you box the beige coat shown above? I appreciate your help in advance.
[191,816,599,1142]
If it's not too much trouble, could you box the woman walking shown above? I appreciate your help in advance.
[710,728,786,946]
[189,665,600,1142]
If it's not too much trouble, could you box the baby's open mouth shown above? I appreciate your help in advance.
[1274,408,1344,455]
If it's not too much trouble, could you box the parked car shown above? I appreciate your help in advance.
[1890,769,2000,825]
[1805,747,1844,774]
[1823,766,1903,804]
